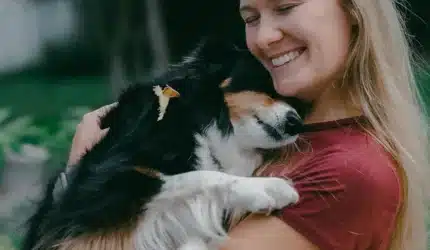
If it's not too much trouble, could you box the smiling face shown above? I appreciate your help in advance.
[239,0,353,101]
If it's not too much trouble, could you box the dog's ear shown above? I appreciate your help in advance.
[155,37,241,87]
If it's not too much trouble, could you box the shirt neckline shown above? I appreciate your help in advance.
[300,115,367,133]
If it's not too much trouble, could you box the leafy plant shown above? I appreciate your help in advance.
[0,106,91,249]
[37,106,91,170]
[0,235,15,250]
[0,108,46,150]
[0,108,48,175]
[0,106,91,174]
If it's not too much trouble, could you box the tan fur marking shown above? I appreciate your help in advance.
[263,97,275,106]
[224,91,275,120]
[220,78,232,88]
[134,166,162,178]
[56,228,134,250]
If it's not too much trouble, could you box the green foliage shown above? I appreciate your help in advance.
[416,65,430,115]
[0,106,90,249]
[426,209,430,249]
[0,108,45,150]
[0,106,90,168]
[38,106,92,168]
[0,108,47,177]
[0,235,15,250]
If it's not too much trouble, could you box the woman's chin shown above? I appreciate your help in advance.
[273,76,327,102]
[273,78,305,98]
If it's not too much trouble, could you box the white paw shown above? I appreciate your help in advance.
[230,177,299,213]
[178,238,209,250]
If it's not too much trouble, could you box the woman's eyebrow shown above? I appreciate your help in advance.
[240,0,296,12]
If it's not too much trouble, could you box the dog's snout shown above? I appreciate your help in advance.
[285,111,303,135]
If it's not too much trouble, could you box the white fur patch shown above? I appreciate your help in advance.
[153,85,180,121]
[232,102,299,149]
[153,85,170,121]
[194,123,262,176]
[134,170,298,250]
[178,238,209,250]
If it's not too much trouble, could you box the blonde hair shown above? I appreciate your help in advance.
[338,0,429,249]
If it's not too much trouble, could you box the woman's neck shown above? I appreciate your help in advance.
[304,87,362,125]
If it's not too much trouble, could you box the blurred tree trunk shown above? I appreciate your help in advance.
[75,0,171,98]
[107,0,170,97]
[144,0,169,78]
[108,0,131,97]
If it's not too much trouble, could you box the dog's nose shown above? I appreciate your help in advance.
[285,111,303,135]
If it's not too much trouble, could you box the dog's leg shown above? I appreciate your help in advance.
[136,171,298,250]
[157,170,299,212]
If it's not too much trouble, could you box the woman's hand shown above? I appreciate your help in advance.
[67,103,117,167]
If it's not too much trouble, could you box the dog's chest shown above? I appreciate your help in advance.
[193,128,262,177]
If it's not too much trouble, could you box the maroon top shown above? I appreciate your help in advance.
[261,117,402,250]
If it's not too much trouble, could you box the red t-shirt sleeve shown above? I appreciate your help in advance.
[265,145,402,250]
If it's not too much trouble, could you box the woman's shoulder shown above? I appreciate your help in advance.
[272,131,402,212]
[265,127,400,191]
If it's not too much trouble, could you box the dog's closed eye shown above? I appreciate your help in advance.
[224,91,276,121]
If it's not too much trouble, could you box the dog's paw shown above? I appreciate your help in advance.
[178,238,209,250]
[229,177,299,213]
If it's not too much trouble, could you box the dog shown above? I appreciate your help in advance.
[22,38,310,250]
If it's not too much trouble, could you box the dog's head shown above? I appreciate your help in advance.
[221,52,306,149]
[101,38,311,164]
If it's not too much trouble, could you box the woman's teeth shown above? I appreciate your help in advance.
[271,49,303,67]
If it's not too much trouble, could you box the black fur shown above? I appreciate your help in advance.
[21,38,311,250]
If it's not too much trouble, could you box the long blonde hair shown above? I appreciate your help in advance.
[337,0,429,249]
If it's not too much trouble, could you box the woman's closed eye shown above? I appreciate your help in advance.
[243,14,260,25]
[275,3,299,14]
[241,4,300,26]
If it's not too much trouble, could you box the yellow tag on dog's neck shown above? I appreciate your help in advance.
[153,85,180,121]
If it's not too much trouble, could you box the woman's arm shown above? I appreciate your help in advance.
[221,214,318,250]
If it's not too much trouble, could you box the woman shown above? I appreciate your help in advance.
[68,0,429,249]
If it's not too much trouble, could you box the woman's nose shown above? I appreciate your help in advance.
[256,18,283,50]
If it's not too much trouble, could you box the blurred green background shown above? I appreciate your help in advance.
[0,0,429,249]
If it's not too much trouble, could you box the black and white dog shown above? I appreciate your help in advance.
[22,38,310,250]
